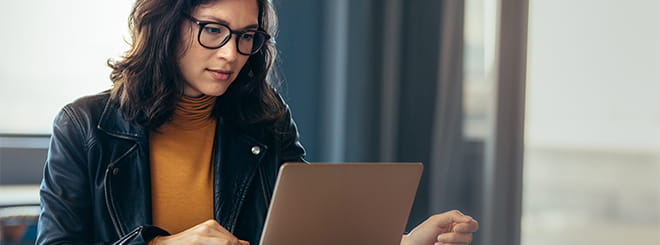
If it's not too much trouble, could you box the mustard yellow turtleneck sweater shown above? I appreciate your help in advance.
[149,95,217,234]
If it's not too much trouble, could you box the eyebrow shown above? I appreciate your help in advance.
[198,15,259,30]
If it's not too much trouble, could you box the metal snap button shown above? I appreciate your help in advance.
[251,146,261,155]
[112,168,119,175]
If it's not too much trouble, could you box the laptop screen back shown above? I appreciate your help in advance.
[259,162,423,245]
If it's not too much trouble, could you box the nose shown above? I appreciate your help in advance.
[215,34,239,62]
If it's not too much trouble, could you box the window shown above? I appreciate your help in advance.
[0,1,134,134]
[522,0,660,244]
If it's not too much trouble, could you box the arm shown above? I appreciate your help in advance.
[37,106,168,245]
[37,106,97,245]
[150,220,248,245]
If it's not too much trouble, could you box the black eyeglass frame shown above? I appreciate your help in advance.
[184,14,271,56]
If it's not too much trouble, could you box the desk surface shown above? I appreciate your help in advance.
[0,185,40,206]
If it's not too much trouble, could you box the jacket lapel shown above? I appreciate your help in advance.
[213,118,268,233]
[97,98,152,236]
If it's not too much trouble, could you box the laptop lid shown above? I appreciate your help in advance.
[259,162,423,245]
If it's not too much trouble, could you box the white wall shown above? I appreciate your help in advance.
[0,1,134,134]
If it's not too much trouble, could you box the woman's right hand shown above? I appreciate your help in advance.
[151,219,249,245]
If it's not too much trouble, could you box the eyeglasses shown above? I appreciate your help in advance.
[185,15,271,56]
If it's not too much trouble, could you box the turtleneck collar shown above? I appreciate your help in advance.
[169,95,217,130]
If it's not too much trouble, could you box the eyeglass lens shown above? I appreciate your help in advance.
[199,23,266,54]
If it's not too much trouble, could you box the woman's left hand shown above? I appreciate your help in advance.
[401,210,479,245]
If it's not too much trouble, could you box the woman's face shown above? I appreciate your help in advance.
[177,0,258,97]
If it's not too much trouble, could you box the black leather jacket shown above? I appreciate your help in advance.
[37,92,306,245]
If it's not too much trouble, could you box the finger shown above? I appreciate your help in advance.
[437,232,473,244]
[201,219,231,233]
[190,220,236,239]
[202,236,245,245]
[434,210,473,226]
[452,219,479,233]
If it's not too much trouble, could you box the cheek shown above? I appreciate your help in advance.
[176,24,197,65]
[237,56,251,72]
[177,43,206,77]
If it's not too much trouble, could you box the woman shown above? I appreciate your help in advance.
[37,0,479,244]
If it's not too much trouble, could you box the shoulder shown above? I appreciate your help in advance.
[53,91,112,136]
[226,94,296,139]
[65,91,111,115]
[272,95,298,135]
[266,96,306,160]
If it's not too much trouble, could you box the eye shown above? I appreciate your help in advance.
[240,33,255,41]
[203,26,222,34]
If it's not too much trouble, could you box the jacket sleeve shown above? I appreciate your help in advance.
[37,105,96,245]
[37,106,168,245]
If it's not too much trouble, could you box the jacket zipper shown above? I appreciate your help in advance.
[104,166,124,238]
[116,227,141,245]
[98,118,146,241]
[101,141,139,238]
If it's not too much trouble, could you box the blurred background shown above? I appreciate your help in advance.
[0,0,658,245]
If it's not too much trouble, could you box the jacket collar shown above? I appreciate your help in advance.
[95,97,267,147]
[97,97,148,142]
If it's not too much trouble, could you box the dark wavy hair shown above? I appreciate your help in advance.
[108,0,284,131]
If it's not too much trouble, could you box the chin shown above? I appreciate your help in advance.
[202,90,227,97]
[185,77,235,97]
[201,85,231,97]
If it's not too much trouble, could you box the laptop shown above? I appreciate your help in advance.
[259,162,423,245]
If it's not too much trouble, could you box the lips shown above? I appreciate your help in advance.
[207,69,233,81]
